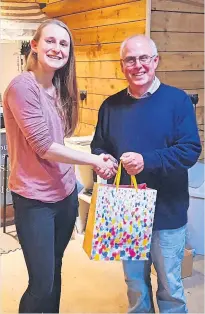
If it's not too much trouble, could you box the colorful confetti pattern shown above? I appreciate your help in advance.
[90,185,157,261]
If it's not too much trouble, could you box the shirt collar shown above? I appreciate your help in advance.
[127,77,161,99]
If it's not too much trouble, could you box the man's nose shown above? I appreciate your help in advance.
[133,57,142,67]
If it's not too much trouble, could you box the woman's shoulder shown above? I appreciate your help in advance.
[5,71,39,95]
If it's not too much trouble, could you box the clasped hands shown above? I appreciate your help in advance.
[94,152,144,180]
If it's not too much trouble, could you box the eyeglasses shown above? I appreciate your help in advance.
[122,55,156,67]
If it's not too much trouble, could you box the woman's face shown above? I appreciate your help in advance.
[31,24,71,72]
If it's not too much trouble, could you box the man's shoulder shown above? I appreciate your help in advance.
[160,83,188,98]
[101,88,127,108]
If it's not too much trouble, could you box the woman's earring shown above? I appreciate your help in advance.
[32,51,38,59]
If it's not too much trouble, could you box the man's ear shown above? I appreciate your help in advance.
[120,59,124,74]
[154,55,159,70]
[30,39,38,54]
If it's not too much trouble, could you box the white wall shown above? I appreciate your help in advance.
[0,41,21,98]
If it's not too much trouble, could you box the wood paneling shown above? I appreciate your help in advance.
[158,52,204,71]
[79,108,98,125]
[151,32,204,52]
[152,11,204,33]
[72,20,145,45]
[76,61,120,79]
[152,0,204,13]
[157,71,204,90]
[74,123,95,136]
[199,147,204,160]
[43,0,140,17]
[196,106,204,125]
[77,77,127,95]
[80,94,107,110]
[151,0,204,160]
[2,0,36,2]
[61,1,146,29]
[75,43,120,61]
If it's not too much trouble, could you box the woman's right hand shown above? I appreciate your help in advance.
[93,153,118,180]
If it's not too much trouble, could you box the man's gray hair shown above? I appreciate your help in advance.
[120,35,158,58]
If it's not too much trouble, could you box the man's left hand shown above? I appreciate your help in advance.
[120,152,144,175]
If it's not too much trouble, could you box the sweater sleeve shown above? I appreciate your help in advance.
[142,93,202,175]
[91,102,109,155]
[6,80,53,157]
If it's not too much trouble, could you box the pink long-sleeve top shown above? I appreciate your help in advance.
[3,71,76,202]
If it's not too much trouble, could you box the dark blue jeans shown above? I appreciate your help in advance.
[12,186,78,313]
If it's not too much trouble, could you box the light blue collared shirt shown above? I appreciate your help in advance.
[127,76,161,99]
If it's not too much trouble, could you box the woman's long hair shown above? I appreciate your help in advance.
[26,19,78,137]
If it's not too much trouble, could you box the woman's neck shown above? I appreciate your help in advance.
[30,68,57,98]
[31,65,54,89]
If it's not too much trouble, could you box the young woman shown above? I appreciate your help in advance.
[3,19,117,313]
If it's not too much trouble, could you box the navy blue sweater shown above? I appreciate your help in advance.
[91,84,202,230]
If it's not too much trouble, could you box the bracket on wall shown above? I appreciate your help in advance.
[188,94,199,112]
[80,90,87,101]
[39,3,47,9]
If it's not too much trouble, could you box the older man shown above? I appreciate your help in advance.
[91,35,201,313]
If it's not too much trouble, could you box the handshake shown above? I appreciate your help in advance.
[94,152,144,180]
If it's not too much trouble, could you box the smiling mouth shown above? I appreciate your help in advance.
[47,55,62,60]
[132,73,145,77]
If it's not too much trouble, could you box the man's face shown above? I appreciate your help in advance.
[120,38,159,90]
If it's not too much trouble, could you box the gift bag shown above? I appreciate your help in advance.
[83,162,157,261]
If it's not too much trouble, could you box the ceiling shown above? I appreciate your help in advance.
[0,0,47,41]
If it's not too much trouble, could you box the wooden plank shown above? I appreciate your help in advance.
[0,3,40,8]
[157,71,204,89]
[199,144,204,160]
[77,77,127,95]
[79,108,98,125]
[74,122,95,136]
[158,52,204,71]
[72,20,146,45]
[80,94,107,110]
[75,43,121,61]
[196,106,204,125]
[45,0,59,3]
[151,32,204,52]
[0,14,46,21]
[75,32,204,55]
[2,0,36,2]
[152,0,204,13]
[151,11,204,33]
[43,0,140,17]
[60,1,146,29]
[76,61,120,79]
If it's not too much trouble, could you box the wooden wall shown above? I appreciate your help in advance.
[43,0,147,135]
[150,0,204,159]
